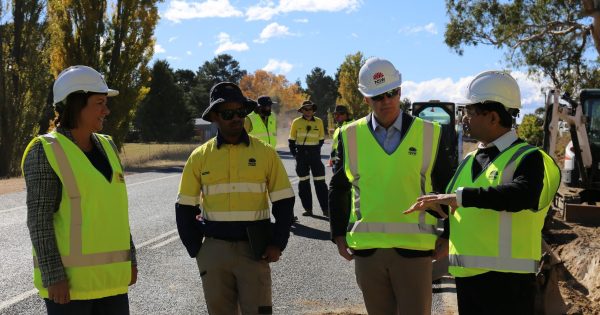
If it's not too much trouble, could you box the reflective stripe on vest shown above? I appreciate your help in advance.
[34,134,131,267]
[202,182,266,195]
[447,143,549,274]
[203,209,270,221]
[342,117,440,249]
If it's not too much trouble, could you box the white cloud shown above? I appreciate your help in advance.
[186,51,192,55]
[167,56,181,60]
[262,59,293,74]
[254,22,293,43]
[402,71,548,115]
[168,36,178,42]
[197,41,203,47]
[294,18,309,23]
[164,0,243,22]
[215,32,249,54]
[399,22,438,35]
[351,32,358,38]
[154,44,166,53]
[246,0,360,21]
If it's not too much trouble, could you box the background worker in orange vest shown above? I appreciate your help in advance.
[22,65,137,314]
[245,95,277,148]
[289,100,328,217]
[176,82,295,315]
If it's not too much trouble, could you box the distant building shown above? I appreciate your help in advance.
[193,118,217,143]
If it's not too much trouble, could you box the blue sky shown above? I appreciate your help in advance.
[153,0,549,114]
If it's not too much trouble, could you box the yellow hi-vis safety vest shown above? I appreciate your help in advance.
[247,112,277,148]
[22,131,131,300]
[341,116,442,250]
[445,142,560,277]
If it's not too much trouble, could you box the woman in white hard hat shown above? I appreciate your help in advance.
[22,65,137,314]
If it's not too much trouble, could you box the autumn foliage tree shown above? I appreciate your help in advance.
[47,0,160,147]
[239,70,307,113]
[337,52,368,118]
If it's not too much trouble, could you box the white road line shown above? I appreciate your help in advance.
[127,174,181,187]
[137,229,178,248]
[0,206,26,214]
[0,289,37,312]
[149,235,180,249]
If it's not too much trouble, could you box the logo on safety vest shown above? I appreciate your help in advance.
[248,158,256,166]
[488,170,498,181]
[372,72,386,85]
[408,147,417,155]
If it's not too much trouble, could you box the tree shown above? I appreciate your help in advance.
[0,0,51,177]
[136,60,193,142]
[445,0,600,92]
[239,70,307,113]
[401,97,412,112]
[518,107,545,146]
[48,0,160,147]
[191,54,247,117]
[305,67,338,113]
[337,52,368,117]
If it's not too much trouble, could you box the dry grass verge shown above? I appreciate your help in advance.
[0,142,200,196]
[120,142,198,172]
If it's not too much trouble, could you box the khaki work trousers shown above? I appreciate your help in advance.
[354,249,432,315]
[196,238,272,315]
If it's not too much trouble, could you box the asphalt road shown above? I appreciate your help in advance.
[0,141,457,314]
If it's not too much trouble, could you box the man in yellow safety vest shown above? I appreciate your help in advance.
[245,95,277,148]
[406,71,560,314]
[329,57,452,315]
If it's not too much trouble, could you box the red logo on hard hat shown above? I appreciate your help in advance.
[373,72,384,80]
[373,72,386,85]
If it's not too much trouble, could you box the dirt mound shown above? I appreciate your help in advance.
[545,212,600,314]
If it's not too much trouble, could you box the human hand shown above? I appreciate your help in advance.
[404,194,457,216]
[129,265,138,286]
[262,245,282,263]
[334,236,353,261]
[48,279,70,304]
[433,238,449,261]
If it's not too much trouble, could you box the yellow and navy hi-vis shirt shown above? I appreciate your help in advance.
[289,116,325,147]
[177,132,294,222]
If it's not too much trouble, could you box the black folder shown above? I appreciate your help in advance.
[246,223,272,261]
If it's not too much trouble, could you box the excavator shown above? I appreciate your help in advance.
[542,89,600,223]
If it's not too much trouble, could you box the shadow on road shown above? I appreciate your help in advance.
[291,222,330,240]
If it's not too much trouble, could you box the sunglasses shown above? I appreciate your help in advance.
[371,88,400,101]
[301,107,314,112]
[217,108,248,120]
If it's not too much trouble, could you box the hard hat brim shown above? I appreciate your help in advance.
[358,80,401,97]
[107,89,119,97]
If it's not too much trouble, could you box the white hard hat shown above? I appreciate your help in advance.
[466,70,521,109]
[358,57,402,97]
[53,65,118,105]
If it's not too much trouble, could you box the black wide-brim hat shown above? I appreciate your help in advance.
[298,100,317,112]
[334,105,349,114]
[257,95,275,107]
[201,82,257,122]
